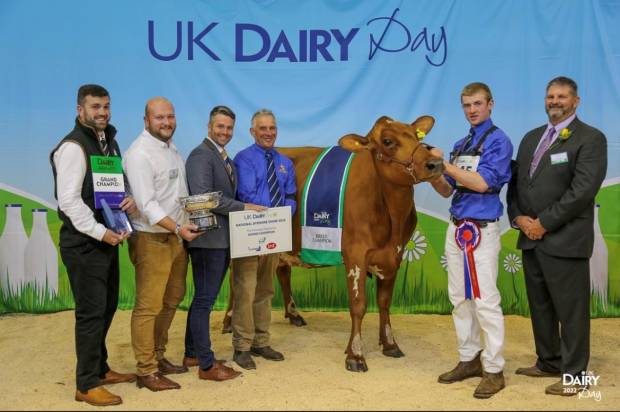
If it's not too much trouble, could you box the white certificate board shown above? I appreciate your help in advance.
[229,206,292,258]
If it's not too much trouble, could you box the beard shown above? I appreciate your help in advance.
[82,114,109,132]
[149,126,175,141]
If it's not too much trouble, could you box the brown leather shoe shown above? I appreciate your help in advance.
[75,386,122,406]
[198,362,242,381]
[438,351,483,383]
[515,365,561,378]
[474,371,506,399]
[183,356,200,368]
[545,379,588,396]
[99,369,137,385]
[158,357,189,375]
[136,372,181,391]
[184,356,227,368]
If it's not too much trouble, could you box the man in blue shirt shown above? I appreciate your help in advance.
[231,109,297,370]
[430,82,513,399]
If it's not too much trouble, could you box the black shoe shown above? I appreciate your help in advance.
[233,350,257,370]
[250,346,284,361]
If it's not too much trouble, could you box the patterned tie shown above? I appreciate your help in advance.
[265,151,283,207]
[98,133,109,156]
[221,149,234,183]
[529,128,556,177]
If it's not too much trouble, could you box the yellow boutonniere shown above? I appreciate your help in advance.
[415,128,426,140]
[559,128,572,140]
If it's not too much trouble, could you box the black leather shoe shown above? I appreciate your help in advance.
[233,350,256,370]
[250,346,284,361]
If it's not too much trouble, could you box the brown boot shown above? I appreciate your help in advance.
[75,387,122,406]
[438,351,483,383]
[198,362,242,381]
[474,371,506,399]
[158,357,189,375]
[545,379,588,396]
[99,369,137,385]
[136,372,181,391]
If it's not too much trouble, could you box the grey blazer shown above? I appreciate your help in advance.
[507,117,607,258]
[185,138,245,249]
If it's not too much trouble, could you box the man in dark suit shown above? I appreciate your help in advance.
[508,76,607,396]
[182,105,265,381]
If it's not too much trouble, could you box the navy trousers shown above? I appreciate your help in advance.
[184,248,229,370]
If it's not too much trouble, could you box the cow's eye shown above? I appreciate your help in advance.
[382,138,393,147]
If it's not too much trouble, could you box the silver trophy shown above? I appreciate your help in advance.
[179,192,223,231]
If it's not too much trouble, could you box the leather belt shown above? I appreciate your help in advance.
[450,216,499,228]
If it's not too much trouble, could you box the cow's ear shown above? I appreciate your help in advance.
[411,116,435,134]
[339,134,369,153]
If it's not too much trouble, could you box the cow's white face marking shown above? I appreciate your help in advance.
[385,324,395,345]
[348,266,361,298]
[369,265,384,279]
[351,333,363,356]
[397,245,402,254]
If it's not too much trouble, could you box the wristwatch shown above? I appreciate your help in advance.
[174,223,182,236]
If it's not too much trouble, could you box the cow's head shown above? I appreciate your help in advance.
[339,116,444,186]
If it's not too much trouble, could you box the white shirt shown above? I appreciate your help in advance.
[53,142,108,241]
[123,129,189,233]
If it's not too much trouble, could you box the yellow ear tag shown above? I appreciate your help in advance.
[415,128,426,140]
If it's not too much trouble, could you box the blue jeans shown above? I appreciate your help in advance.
[184,248,229,370]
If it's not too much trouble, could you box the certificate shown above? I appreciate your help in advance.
[229,206,292,258]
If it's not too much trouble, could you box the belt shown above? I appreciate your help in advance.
[450,216,499,228]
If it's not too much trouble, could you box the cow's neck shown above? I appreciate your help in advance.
[379,179,415,247]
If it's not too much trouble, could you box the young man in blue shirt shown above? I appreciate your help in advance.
[231,109,297,370]
[430,82,513,399]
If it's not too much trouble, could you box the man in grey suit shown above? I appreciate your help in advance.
[182,105,264,381]
[508,76,607,396]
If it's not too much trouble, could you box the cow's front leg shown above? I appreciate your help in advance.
[345,263,368,372]
[276,262,307,327]
[377,276,405,358]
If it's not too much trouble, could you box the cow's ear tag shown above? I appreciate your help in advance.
[339,134,368,153]
[411,115,435,135]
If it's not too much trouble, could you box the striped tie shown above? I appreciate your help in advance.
[221,149,234,183]
[265,151,283,207]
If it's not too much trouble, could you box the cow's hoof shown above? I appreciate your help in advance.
[382,346,405,358]
[287,314,307,327]
[345,358,369,372]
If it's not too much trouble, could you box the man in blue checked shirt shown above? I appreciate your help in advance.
[430,82,513,399]
[231,109,296,370]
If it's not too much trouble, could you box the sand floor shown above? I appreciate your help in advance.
[0,310,618,411]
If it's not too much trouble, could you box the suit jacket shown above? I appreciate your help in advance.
[507,117,607,258]
[185,138,245,249]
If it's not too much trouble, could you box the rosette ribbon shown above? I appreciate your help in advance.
[455,220,482,300]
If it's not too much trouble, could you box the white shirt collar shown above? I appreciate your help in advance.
[206,136,225,153]
[140,129,175,149]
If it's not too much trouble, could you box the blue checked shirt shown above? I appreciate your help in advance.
[234,143,297,214]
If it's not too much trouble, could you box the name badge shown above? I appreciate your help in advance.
[169,168,179,179]
[454,155,481,172]
[550,152,568,165]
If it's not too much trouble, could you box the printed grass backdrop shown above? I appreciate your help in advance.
[1,184,619,317]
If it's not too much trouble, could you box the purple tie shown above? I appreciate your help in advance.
[529,128,556,177]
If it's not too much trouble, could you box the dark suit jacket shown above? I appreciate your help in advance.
[507,117,607,258]
[185,138,245,249]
